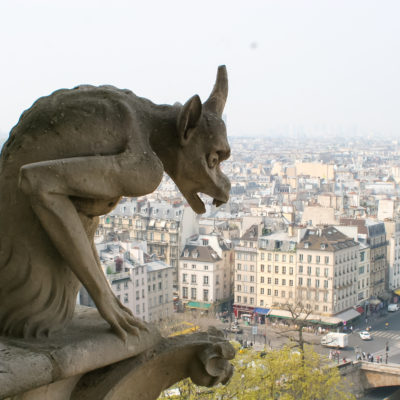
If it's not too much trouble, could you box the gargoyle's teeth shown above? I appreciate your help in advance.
[213,199,224,207]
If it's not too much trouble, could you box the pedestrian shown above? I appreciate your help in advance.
[329,350,332,360]
[376,355,380,363]
[362,352,366,360]
[371,355,374,363]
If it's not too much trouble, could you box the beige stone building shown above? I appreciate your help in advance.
[296,227,359,316]
[257,232,297,312]
[233,224,260,318]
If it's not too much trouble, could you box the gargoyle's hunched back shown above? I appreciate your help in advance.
[0,66,230,339]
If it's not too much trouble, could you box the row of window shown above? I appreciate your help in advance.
[182,274,218,285]
[182,263,210,270]
[298,254,330,264]
[182,287,209,301]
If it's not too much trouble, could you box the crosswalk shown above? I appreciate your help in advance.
[370,330,400,342]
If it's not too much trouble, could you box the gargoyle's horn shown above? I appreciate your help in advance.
[204,65,228,116]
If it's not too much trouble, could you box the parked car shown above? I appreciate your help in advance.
[388,304,399,312]
[228,324,243,334]
[359,331,372,340]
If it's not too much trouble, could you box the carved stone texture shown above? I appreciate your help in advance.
[0,306,162,399]
[71,327,235,400]
[0,66,231,339]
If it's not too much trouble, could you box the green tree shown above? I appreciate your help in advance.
[159,344,355,400]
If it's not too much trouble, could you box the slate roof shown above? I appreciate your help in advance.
[180,245,222,262]
[298,227,357,251]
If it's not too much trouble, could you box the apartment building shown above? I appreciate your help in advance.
[257,232,297,312]
[357,243,370,303]
[233,224,261,318]
[340,219,387,298]
[179,244,229,311]
[297,227,359,316]
[384,220,400,293]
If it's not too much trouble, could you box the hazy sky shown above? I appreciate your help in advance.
[1,0,399,142]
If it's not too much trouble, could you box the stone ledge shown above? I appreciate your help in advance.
[0,306,162,398]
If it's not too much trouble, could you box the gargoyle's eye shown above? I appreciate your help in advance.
[207,152,219,168]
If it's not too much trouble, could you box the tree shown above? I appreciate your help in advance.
[159,344,355,400]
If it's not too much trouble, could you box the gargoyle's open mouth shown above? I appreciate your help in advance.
[186,192,227,215]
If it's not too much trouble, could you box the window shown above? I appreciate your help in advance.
[316,256,320,264]
[192,264,196,269]
[237,263,241,270]
[237,296,241,302]
[261,264,265,272]
[260,300,264,306]
[324,268,329,277]
[282,255,286,262]
[307,255,312,263]
[282,291,286,298]
[191,275,196,284]
[191,288,197,300]
[158,282,162,290]
[275,265,279,273]
[289,280,293,286]
[289,267,294,275]
[268,265,272,273]
[316,279,320,288]
[124,281,129,289]
[116,283,121,291]
[307,278,311,287]
[274,278,279,285]
[325,256,329,264]
[298,265,303,274]
[324,280,328,289]
[360,251,365,262]
[268,253,272,261]
[275,254,279,261]
[299,254,303,261]
[282,266,286,274]
[124,293,129,303]
[323,305,328,312]
[261,276,265,283]
[289,291,293,298]
[261,288,265,294]
[237,274,241,281]
[267,277,272,284]
[250,276,255,282]
[203,275,209,285]
[203,289,209,301]
[183,263,188,269]
[250,297,254,305]
[159,295,163,304]
[282,279,286,286]
[307,266,312,275]
[316,267,320,276]
[323,292,328,302]
[136,304,140,314]
[204,265,209,270]
[274,290,278,296]
[182,273,187,283]
[290,255,294,263]
[136,290,139,300]
[298,277,303,286]
[250,286,255,293]
[237,284,241,291]
[261,253,265,260]
[250,265,255,272]
[267,289,271,295]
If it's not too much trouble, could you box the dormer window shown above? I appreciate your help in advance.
[184,250,189,258]
[321,244,326,250]
[304,242,309,249]
[193,251,199,258]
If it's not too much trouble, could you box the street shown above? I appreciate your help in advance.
[216,309,400,364]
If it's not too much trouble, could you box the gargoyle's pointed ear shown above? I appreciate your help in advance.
[177,95,202,146]
[204,65,228,116]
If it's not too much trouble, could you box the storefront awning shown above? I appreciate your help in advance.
[334,308,361,322]
[268,309,342,326]
[356,306,364,314]
[254,307,270,315]
[369,299,381,305]
[186,301,211,310]
[394,289,400,296]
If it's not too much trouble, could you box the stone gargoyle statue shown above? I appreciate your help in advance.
[0,66,231,341]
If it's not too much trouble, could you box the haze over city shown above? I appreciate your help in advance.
[1,0,400,143]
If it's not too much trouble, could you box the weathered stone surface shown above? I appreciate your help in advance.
[0,66,230,341]
[0,306,162,398]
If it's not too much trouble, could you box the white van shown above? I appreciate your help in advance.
[388,304,399,312]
